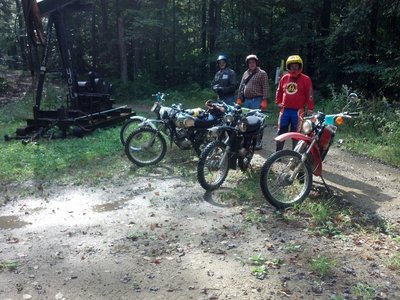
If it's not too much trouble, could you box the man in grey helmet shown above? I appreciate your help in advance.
[211,54,238,105]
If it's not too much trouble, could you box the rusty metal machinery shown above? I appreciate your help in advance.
[5,0,134,141]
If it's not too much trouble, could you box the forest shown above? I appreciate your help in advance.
[0,0,399,102]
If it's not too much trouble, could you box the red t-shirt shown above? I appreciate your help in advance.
[276,73,314,110]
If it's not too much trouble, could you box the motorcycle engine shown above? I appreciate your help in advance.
[238,147,247,157]
[175,112,195,128]
[175,128,192,149]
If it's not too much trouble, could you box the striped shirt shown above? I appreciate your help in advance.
[238,67,269,99]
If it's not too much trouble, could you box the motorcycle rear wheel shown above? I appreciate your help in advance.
[124,127,167,166]
[197,141,229,191]
[260,149,312,209]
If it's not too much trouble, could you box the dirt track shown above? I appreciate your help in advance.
[0,125,399,299]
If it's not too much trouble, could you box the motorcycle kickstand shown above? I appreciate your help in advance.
[320,175,333,195]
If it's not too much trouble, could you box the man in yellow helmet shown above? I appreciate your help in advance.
[275,54,314,151]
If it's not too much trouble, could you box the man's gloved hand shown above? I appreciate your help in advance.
[260,99,267,111]
[213,85,223,92]
[236,98,243,106]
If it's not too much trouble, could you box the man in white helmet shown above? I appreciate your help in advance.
[236,54,269,150]
[236,54,269,111]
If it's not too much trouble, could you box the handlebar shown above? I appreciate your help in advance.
[241,107,271,117]
[152,92,168,102]
[346,112,360,117]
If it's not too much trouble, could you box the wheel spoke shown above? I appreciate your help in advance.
[125,128,166,166]
[260,149,312,208]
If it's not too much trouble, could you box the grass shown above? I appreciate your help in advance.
[315,85,400,168]
[338,129,400,167]
[351,283,376,300]
[252,265,268,280]
[250,254,266,266]
[244,208,268,225]
[0,126,129,184]
[309,255,337,277]
[0,260,18,271]
[387,253,400,273]
[283,241,302,253]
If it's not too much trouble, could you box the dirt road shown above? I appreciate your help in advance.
[1,126,399,300]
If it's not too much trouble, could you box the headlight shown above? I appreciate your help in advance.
[224,114,234,124]
[302,120,313,134]
[238,120,247,132]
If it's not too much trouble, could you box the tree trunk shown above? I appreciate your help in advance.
[201,0,207,54]
[116,0,127,83]
[320,0,331,37]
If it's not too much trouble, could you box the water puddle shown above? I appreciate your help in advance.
[91,199,129,213]
[0,215,30,229]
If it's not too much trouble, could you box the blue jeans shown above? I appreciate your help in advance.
[243,96,262,109]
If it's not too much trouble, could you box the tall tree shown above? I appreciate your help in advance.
[116,0,128,83]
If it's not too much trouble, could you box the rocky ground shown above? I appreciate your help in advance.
[1,124,399,300]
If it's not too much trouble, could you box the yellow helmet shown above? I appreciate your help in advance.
[286,55,303,77]
[286,55,303,69]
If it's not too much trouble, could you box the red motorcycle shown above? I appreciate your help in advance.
[260,93,359,209]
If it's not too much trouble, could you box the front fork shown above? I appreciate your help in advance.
[289,139,316,182]
[218,145,231,168]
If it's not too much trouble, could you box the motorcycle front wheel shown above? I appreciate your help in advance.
[197,141,229,191]
[260,149,313,209]
[124,127,167,166]
[120,118,146,145]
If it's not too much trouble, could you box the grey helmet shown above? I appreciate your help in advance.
[216,54,228,64]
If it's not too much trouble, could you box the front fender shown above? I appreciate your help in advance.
[276,132,323,176]
[275,132,311,142]
[129,116,157,130]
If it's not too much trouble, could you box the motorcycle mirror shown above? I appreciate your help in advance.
[348,93,358,101]
[342,92,359,112]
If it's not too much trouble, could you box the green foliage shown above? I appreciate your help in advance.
[317,85,400,167]
[0,126,127,184]
[387,252,400,272]
[244,209,268,225]
[283,241,302,253]
[250,254,266,266]
[112,74,161,103]
[310,255,336,277]
[0,76,9,94]
[251,265,268,280]
[351,283,376,300]
[0,260,18,272]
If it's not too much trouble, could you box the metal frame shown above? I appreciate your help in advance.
[7,0,134,140]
